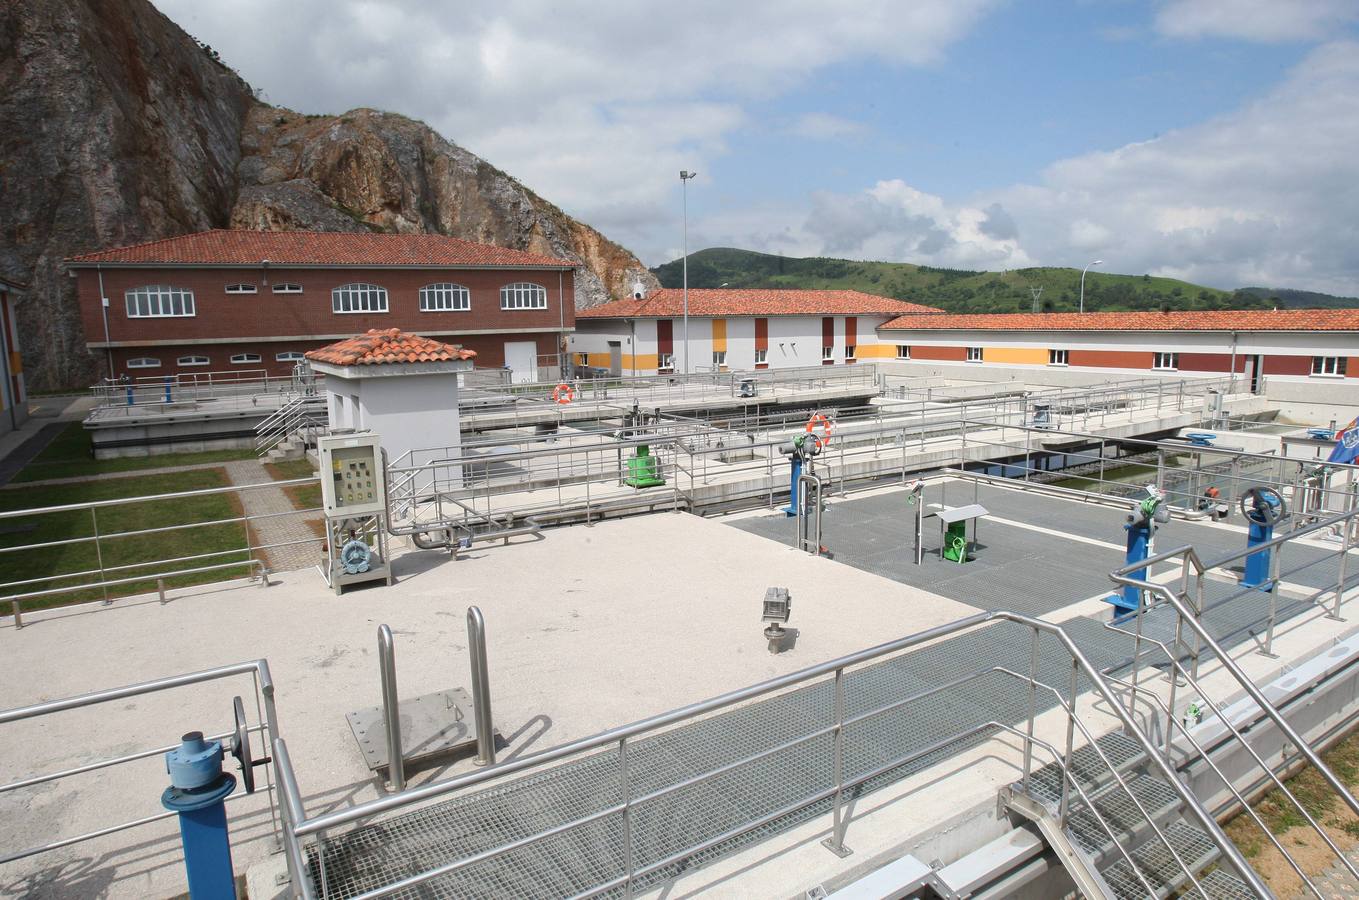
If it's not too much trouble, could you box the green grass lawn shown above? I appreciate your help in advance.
[0,468,254,613]
[11,422,258,483]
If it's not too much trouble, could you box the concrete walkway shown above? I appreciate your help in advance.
[222,459,321,573]
[1302,845,1359,898]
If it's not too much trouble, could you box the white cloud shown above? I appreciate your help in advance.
[1154,0,1359,43]
[154,0,997,256]
[790,113,869,140]
[775,40,1359,294]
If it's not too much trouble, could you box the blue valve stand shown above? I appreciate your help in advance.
[784,455,802,517]
[1242,518,1275,591]
[162,732,238,899]
[1106,519,1152,617]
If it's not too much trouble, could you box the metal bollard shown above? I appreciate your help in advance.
[468,606,496,766]
[378,624,405,791]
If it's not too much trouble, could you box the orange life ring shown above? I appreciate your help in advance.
[806,412,832,445]
[552,383,575,405]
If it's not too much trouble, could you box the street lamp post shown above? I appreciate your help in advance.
[679,170,697,374]
[1079,259,1103,314]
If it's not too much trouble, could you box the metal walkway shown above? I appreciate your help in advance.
[309,619,1128,898]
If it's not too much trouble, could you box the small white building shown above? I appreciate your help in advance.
[571,288,941,375]
[305,328,475,467]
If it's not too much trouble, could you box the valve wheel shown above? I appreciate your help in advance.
[230,696,256,795]
[1239,486,1287,526]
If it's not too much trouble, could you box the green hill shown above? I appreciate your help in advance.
[652,248,1353,314]
[1238,287,1359,309]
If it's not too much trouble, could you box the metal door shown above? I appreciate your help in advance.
[608,341,622,376]
[503,341,538,384]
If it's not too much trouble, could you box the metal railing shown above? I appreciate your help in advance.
[0,659,281,870]
[91,367,320,412]
[256,395,328,457]
[1,476,324,626]
[270,608,1264,900]
[1107,502,1359,898]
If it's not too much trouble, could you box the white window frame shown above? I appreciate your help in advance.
[754,348,768,365]
[419,283,471,312]
[845,344,857,360]
[1312,356,1347,377]
[127,357,161,369]
[275,351,306,363]
[896,345,911,360]
[1152,352,1179,371]
[125,285,195,318]
[966,346,983,363]
[224,283,257,294]
[272,283,303,294]
[500,282,547,310]
[331,283,388,314]
[177,355,210,367]
[821,345,834,360]
[658,351,675,371]
[1048,349,1069,367]
[230,353,263,365]
[712,350,727,368]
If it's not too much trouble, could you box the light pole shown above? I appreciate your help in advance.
[1079,259,1103,313]
[679,170,697,374]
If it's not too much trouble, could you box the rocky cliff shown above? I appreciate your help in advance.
[0,0,656,391]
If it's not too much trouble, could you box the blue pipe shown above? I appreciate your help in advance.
[784,455,802,517]
[162,732,238,899]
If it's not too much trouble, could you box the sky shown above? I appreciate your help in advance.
[153,0,1359,294]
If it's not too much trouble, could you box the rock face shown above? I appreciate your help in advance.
[0,0,655,390]
[231,107,655,313]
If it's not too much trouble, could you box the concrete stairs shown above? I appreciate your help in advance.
[1003,731,1255,898]
[265,433,306,462]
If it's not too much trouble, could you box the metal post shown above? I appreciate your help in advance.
[822,666,851,857]
[91,507,109,605]
[1058,658,1078,824]
[1261,542,1281,658]
[1339,488,1357,619]
[378,624,405,792]
[619,736,634,896]
[467,606,496,766]
[1021,630,1038,795]
[10,599,20,630]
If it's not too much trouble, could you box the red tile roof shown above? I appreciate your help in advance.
[880,309,1359,332]
[66,229,575,269]
[305,329,476,366]
[577,288,940,319]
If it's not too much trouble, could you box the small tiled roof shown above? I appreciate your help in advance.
[880,309,1359,332]
[65,229,575,269]
[305,329,476,366]
[577,288,940,318]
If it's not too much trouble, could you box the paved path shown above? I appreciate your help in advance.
[1304,846,1359,899]
[222,459,321,573]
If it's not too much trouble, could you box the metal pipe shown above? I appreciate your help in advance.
[467,606,495,766]
[378,625,405,792]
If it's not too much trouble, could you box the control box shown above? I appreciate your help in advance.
[319,432,386,517]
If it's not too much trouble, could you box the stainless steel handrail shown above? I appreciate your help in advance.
[377,625,404,793]
[0,659,281,869]
[467,606,495,767]
[275,608,1268,899]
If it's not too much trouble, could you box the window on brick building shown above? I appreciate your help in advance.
[272,283,303,294]
[1153,352,1179,371]
[500,282,547,310]
[332,283,388,313]
[822,345,834,360]
[1049,349,1069,366]
[127,357,161,368]
[1313,356,1347,377]
[966,346,983,362]
[177,355,210,367]
[275,351,305,363]
[420,283,471,312]
[754,348,768,365]
[224,283,256,294]
[125,285,195,318]
[845,344,857,360]
[896,345,911,360]
[231,353,263,364]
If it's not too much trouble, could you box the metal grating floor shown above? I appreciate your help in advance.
[308,620,1132,898]
[727,487,1134,615]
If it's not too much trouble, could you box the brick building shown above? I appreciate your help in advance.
[66,230,577,382]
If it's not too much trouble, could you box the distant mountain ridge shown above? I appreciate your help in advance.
[653,248,1359,314]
